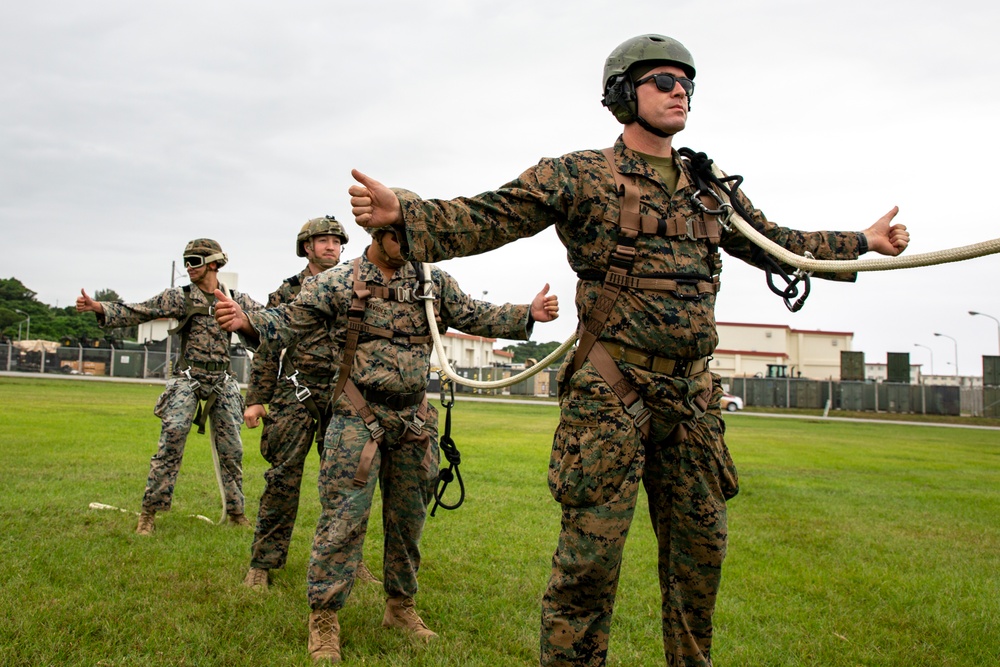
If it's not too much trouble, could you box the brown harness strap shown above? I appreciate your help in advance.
[331,258,436,486]
[346,380,432,487]
[344,379,384,487]
[570,148,722,437]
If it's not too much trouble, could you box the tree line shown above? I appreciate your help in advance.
[0,277,127,345]
[1,276,566,362]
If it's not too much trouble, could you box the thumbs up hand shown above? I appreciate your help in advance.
[214,289,248,333]
[76,289,104,315]
[349,169,403,229]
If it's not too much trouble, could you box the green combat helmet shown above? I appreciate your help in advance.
[183,238,228,268]
[602,34,696,130]
[297,215,350,257]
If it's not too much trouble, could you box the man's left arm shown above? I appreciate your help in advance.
[435,268,559,340]
[721,189,908,282]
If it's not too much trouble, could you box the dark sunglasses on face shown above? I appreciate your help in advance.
[183,255,207,268]
[634,73,695,98]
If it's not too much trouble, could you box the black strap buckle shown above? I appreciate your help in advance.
[671,278,704,302]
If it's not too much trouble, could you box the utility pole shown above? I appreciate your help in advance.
[164,261,175,377]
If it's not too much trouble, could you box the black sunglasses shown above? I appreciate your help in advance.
[634,73,695,98]
[183,255,207,268]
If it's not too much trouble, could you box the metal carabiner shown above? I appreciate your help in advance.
[284,370,312,402]
[180,366,201,392]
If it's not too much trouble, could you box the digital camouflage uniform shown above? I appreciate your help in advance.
[246,269,340,571]
[99,285,262,515]
[246,253,536,613]
[393,137,866,667]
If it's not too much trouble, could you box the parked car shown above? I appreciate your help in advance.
[720,393,744,412]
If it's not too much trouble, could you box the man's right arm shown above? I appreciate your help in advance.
[79,288,184,328]
[350,160,570,262]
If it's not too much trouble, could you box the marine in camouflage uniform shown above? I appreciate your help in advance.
[214,226,559,662]
[347,35,909,667]
[76,239,263,535]
[242,216,379,591]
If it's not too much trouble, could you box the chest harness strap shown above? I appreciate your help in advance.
[570,149,721,438]
[274,274,334,445]
[332,258,436,487]
[168,284,233,434]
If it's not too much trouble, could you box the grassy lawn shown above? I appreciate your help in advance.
[0,377,997,666]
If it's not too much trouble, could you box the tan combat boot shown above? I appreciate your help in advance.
[382,596,438,640]
[135,511,155,536]
[243,567,269,591]
[227,513,252,528]
[308,609,342,663]
[356,561,382,585]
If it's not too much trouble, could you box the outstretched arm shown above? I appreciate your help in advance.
[349,169,402,229]
[861,206,909,256]
[530,283,559,323]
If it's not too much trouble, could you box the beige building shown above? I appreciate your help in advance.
[428,331,514,370]
[713,321,853,380]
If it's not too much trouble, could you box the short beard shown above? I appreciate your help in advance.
[312,257,338,270]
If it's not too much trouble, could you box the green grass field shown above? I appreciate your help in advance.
[0,376,997,666]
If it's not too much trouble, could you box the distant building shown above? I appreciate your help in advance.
[428,331,513,370]
[714,322,852,379]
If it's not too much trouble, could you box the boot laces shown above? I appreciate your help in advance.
[313,609,339,645]
[396,603,429,631]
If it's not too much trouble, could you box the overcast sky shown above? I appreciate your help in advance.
[3,1,999,375]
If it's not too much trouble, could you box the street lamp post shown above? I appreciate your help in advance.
[913,343,934,376]
[969,310,1000,356]
[933,332,959,376]
[14,309,30,341]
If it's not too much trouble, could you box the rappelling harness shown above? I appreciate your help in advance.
[568,148,721,438]
[168,283,234,434]
[273,273,336,446]
[331,258,438,489]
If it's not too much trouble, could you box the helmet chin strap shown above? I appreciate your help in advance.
[635,115,674,138]
[374,235,407,269]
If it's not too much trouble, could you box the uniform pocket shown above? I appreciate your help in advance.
[548,397,638,508]
[153,379,179,419]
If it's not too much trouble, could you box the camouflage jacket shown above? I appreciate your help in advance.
[99,284,261,378]
[247,251,533,395]
[245,267,341,405]
[397,137,864,360]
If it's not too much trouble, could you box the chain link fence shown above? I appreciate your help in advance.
[0,343,251,384]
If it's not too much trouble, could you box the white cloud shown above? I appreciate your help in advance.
[2,0,999,371]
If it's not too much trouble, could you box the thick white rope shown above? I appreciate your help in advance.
[422,264,577,391]
[88,502,214,524]
[207,419,229,525]
[710,164,1000,273]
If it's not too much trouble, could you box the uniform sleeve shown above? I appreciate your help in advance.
[98,289,186,328]
[246,271,346,357]
[434,268,533,341]
[396,157,574,262]
[244,287,286,406]
[719,184,862,283]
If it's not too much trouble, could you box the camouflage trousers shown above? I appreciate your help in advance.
[143,373,246,514]
[541,365,739,667]
[307,397,439,611]
[250,378,333,570]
